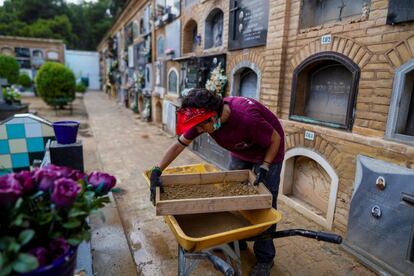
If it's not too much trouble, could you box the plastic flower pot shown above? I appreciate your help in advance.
[52,121,80,144]
[21,247,77,276]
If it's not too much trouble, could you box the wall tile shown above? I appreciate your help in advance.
[0,140,10,154]
[25,123,42,138]
[0,125,7,139]
[6,124,25,139]
[11,153,30,168]
[27,137,44,152]
[0,154,12,169]
[9,139,28,153]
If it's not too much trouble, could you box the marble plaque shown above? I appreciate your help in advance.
[228,0,269,50]
[343,155,414,276]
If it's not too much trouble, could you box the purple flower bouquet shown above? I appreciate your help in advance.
[0,165,117,275]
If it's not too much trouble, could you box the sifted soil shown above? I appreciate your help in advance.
[174,212,252,237]
[160,181,259,200]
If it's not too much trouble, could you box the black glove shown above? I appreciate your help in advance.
[150,167,163,205]
[254,165,269,186]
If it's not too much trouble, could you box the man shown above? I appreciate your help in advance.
[150,88,285,276]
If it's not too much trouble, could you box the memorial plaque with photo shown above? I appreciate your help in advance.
[228,0,269,50]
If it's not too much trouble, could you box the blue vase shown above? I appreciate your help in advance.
[52,121,80,144]
[21,247,77,276]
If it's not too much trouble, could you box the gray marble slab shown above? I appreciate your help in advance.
[343,155,414,276]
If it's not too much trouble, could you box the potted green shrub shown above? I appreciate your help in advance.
[75,82,87,93]
[0,55,19,85]
[35,62,76,108]
[18,73,32,91]
[0,164,117,275]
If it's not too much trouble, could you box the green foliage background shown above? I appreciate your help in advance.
[35,62,76,106]
[0,55,19,84]
[18,72,32,88]
[0,0,127,50]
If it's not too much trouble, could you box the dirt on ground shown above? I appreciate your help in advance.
[160,181,259,200]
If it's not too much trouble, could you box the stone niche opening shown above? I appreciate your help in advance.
[280,147,338,229]
[204,8,223,49]
[290,52,360,130]
[230,61,261,99]
[154,100,162,124]
[183,19,198,54]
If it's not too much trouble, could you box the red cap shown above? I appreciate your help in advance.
[176,108,216,135]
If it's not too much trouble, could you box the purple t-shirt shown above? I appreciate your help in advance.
[183,96,285,164]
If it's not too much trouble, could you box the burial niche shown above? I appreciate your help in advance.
[290,52,360,130]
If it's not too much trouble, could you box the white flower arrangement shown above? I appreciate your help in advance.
[205,62,227,97]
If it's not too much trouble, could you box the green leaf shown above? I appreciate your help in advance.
[12,253,38,273]
[67,238,82,246]
[0,264,12,276]
[82,231,91,241]
[13,198,23,209]
[63,219,81,229]
[95,183,105,195]
[29,190,44,200]
[68,209,88,218]
[38,212,53,225]
[8,242,20,253]
[111,187,122,193]
[0,251,4,268]
[18,230,35,246]
[12,214,24,227]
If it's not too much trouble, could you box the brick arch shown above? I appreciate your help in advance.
[385,34,414,69]
[285,132,343,172]
[183,18,198,54]
[0,46,14,56]
[290,36,373,70]
[202,4,225,21]
[227,51,265,96]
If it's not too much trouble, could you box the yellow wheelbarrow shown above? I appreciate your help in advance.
[144,164,342,275]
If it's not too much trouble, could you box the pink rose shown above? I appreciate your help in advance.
[88,172,116,196]
[15,171,36,194]
[0,174,22,208]
[29,247,47,267]
[51,178,81,208]
[48,238,69,260]
[34,169,62,191]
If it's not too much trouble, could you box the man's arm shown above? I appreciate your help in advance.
[263,130,281,166]
[157,135,192,170]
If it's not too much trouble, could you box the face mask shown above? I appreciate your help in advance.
[213,116,221,131]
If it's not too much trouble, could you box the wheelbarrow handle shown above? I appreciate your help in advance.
[205,252,235,276]
[246,229,343,244]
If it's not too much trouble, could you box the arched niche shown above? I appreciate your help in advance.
[155,100,163,124]
[157,35,165,58]
[230,61,261,99]
[0,47,14,56]
[167,68,179,94]
[204,8,223,49]
[280,147,339,229]
[290,52,360,130]
[31,49,44,68]
[183,19,198,54]
[46,50,59,61]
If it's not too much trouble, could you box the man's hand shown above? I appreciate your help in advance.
[150,167,163,205]
[254,165,269,186]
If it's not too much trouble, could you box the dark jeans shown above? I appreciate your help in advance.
[229,155,282,263]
